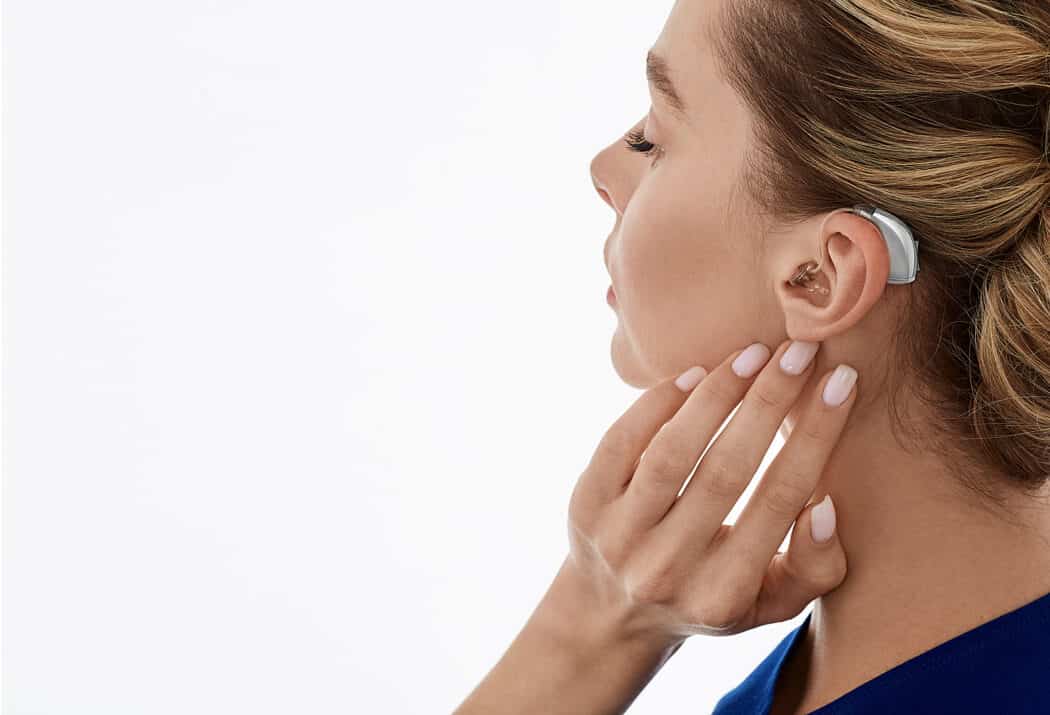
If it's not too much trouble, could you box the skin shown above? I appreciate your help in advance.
[590,0,1050,713]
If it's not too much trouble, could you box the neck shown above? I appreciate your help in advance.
[779,356,1050,712]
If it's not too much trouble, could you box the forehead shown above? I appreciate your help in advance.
[650,0,742,129]
[650,0,753,196]
[654,0,719,75]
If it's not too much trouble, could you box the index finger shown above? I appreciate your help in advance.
[728,363,858,563]
[576,371,702,512]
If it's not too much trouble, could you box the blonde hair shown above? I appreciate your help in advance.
[709,1,1050,508]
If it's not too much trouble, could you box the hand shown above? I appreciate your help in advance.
[554,339,855,650]
[454,339,856,715]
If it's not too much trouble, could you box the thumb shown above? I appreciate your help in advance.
[751,494,847,627]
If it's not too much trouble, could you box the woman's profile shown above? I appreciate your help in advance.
[456,1,1050,713]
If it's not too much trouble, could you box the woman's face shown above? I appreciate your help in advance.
[590,0,788,389]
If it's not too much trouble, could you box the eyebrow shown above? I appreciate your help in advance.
[646,49,688,120]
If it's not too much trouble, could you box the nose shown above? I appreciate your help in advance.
[590,151,620,213]
[594,179,616,211]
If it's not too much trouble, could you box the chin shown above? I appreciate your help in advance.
[609,327,661,389]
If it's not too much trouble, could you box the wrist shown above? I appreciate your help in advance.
[529,556,682,666]
[454,556,685,715]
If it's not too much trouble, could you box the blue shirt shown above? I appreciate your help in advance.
[712,588,1050,714]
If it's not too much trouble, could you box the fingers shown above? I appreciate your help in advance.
[728,363,857,572]
[661,339,818,542]
[746,495,846,629]
[620,343,770,534]
[574,375,694,519]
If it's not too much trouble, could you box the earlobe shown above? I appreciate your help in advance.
[778,211,891,342]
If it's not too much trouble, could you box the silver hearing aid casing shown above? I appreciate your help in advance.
[850,204,920,284]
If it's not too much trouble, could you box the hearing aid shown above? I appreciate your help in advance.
[788,204,920,294]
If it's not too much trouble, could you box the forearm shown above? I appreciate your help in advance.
[454,559,684,715]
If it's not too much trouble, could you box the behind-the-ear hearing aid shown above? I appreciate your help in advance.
[788,204,920,294]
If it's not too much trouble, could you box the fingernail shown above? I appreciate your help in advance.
[822,364,858,406]
[675,365,707,392]
[811,494,836,543]
[779,340,819,375]
[731,342,771,378]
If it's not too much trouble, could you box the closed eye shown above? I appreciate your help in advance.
[624,127,663,164]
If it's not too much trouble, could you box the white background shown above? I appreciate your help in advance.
[3,1,805,712]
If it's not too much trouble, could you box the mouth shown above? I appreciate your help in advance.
[606,284,617,306]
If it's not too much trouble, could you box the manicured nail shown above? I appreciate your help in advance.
[822,364,858,406]
[779,340,819,375]
[811,494,836,543]
[731,342,771,378]
[674,365,707,392]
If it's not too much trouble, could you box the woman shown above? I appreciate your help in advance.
[455,1,1050,713]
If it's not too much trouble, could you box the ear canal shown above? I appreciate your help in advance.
[788,261,829,295]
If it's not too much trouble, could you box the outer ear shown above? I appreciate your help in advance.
[776,211,892,342]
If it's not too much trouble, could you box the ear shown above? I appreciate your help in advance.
[775,211,892,342]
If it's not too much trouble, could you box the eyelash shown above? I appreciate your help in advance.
[623,127,664,163]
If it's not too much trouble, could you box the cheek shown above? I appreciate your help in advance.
[616,187,728,317]
[613,189,767,373]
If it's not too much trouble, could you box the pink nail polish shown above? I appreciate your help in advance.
[822,365,858,406]
[675,365,707,392]
[780,340,819,375]
[811,494,836,543]
[732,342,771,378]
